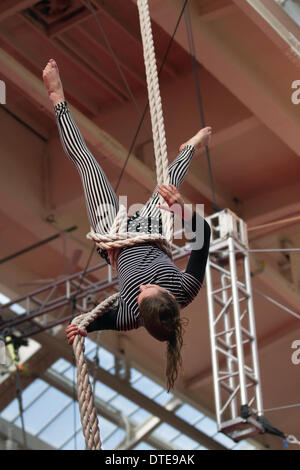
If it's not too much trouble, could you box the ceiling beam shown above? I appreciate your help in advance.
[200,116,260,156]
[19,13,127,108]
[0,46,235,211]
[0,30,99,116]
[54,34,129,102]
[87,0,177,79]
[143,0,300,159]
[47,7,91,37]
[244,181,300,236]
[1,92,50,142]
[54,34,128,103]
[231,0,300,66]
[177,116,260,211]
[198,0,237,22]
[77,23,146,88]
[0,0,37,22]
[0,416,54,450]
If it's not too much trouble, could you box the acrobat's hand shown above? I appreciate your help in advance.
[65,324,87,346]
[157,184,193,222]
[157,184,185,217]
[157,184,184,210]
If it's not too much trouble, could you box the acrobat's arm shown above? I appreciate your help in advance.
[85,307,118,332]
[65,307,118,345]
[184,212,211,284]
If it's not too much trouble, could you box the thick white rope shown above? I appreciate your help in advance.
[72,293,119,450]
[137,0,173,242]
[72,0,173,450]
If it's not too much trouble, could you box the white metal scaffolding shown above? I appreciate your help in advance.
[205,209,264,441]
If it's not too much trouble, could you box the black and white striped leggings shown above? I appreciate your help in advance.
[54,101,195,256]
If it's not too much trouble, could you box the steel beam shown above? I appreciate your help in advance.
[0,414,54,450]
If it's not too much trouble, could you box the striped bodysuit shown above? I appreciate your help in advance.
[54,101,210,332]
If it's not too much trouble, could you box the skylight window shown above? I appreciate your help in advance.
[0,292,26,315]
[0,343,260,451]
[275,0,300,28]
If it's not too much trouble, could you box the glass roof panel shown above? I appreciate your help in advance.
[38,403,80,447]
[153,422,180,441]
[13,385,72,435]
[1,399,20,422]
[20,379,49,409]
[133,441,157,450]
[130,408,152,426]
[213,432,235,449]
[276,0,300,27]
[94,380,118,402]
[61,429,86,450]
[0,338,260,451]
[195,416,218,436]
[171,433,199,450]
[109,394,139,416]
[0,292,26,314]
[153,389,173,406]
[175,403,204,424]
[131,376,164,398]
[102,428,126,450]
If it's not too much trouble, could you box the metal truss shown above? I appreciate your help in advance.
[205,209,264,442]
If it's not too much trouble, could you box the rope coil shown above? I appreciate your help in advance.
[86,206,173,259]
[71,0,173,450]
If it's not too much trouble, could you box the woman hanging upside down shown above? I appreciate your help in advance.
[43,59,212,391]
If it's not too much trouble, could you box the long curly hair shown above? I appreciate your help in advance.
[139,291,188,391]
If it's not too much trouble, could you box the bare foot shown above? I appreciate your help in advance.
[42,59,65,107]
[179,126,212,152]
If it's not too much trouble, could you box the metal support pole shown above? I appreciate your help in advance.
[244,253,264,417]
[228,236,248,407]
[221,274,238,420]
[205,209,264,441]
[206,254,222,430]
